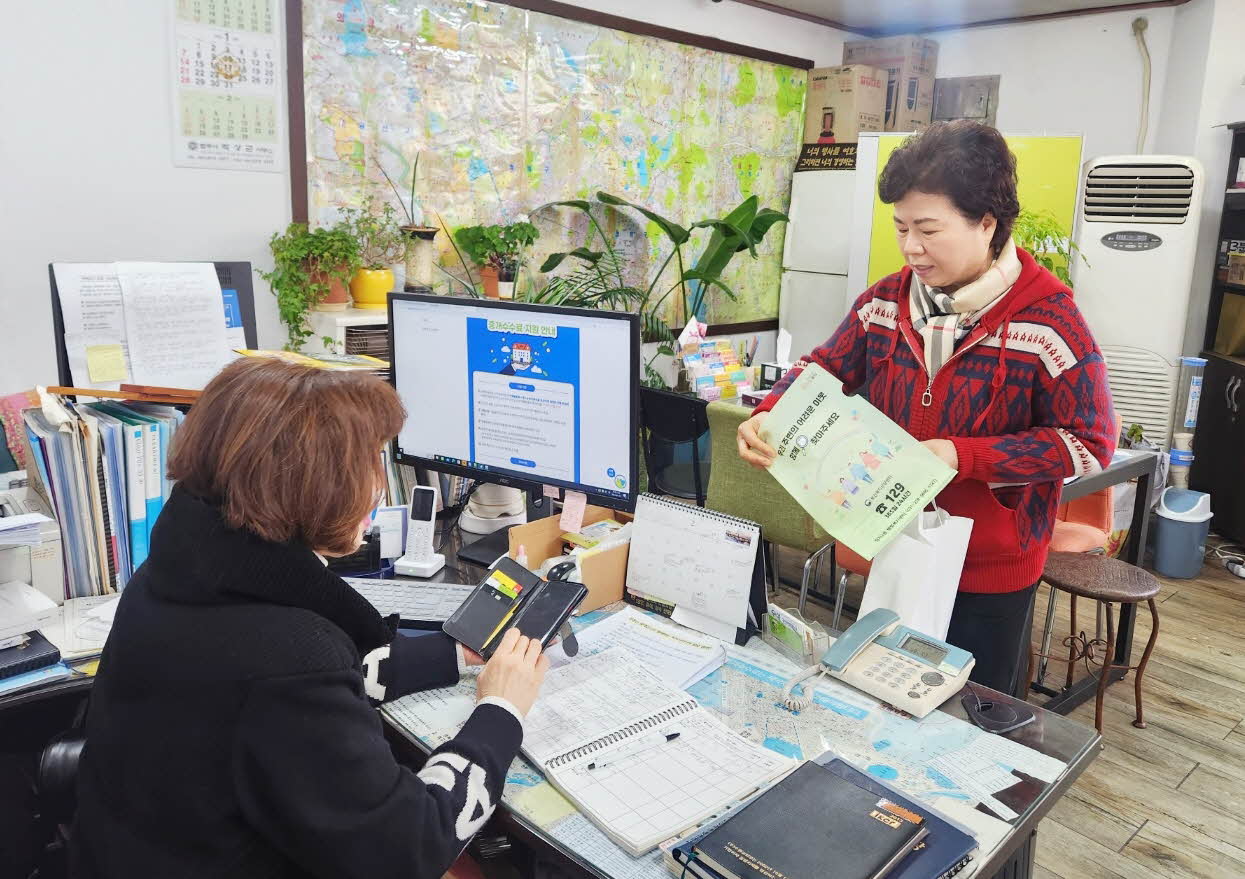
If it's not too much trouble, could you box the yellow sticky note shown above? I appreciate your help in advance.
[509,782,577,827]
[85,344,128,383]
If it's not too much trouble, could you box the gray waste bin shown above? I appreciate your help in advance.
[1153,487,1212,579]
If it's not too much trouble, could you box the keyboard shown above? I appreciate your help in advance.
[344,578,474,625]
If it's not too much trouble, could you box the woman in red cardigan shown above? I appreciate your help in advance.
[739,121,1116,697]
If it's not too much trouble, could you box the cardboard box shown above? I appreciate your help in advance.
[843,35,938,131]
[1229,252,1245,285]
[803,65,885,144]
[507,505,633,614]
[891,75,935,133]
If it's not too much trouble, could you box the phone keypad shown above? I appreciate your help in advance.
[863,655,943,700]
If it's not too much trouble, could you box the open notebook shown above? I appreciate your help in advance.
[522,647,792,856]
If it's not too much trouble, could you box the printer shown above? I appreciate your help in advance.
[0,472,64,605]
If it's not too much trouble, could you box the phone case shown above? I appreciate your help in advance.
[505,580,588,657]
[442,558,586,658]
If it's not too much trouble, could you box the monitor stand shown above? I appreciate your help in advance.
[456,491,553,569]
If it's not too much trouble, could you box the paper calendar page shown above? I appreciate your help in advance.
[548,707,792,856]
[522,647,691,768]
[625,496,759,630]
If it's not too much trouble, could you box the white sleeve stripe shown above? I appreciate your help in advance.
[418,753,497,842]
[1055,428,1103,476]
[361,644,389,701]
[476,696,525,729]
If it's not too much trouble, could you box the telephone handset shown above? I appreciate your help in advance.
[781,608,975,719]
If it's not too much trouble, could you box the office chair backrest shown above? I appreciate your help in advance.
[704,402,828,551]
[639,387,709,443]
[38,729,86,829]
[639,387,711,505]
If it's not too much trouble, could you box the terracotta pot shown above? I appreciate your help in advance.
[480,265,500,298]
[310,266,351,311]
[350,268,395,310]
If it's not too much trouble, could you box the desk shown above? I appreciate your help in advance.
[384,545,1101,879]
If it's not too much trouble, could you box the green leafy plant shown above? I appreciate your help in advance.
[530,193,787,387]
[340,196,406,269]
[258,222,360,351]
[453,222,540,281]
[377,152,423,226]
[1013,208,1087,286]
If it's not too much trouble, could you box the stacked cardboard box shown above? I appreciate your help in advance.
[842,35,939,132]
[802,65,885,145]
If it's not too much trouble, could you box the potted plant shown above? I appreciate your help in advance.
[1013,208,1087,286]
[340,196,406,309]
[258,221,360,351]
[453,222,539,298]
[531,192,787,388]
[379,153,439,291]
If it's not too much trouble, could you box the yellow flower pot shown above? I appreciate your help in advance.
[349,268,395,310]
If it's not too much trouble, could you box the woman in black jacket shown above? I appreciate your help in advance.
[71,358,549,879]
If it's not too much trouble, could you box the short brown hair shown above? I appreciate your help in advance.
[168,358,405,555]
[878,120,1020,255]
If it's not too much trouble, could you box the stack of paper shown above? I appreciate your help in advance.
[0,513,51,546]
[0,581,60,641]
[547,606,726,689]
[40,594,118,661]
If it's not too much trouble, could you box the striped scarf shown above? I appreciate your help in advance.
[909,238,1022,377]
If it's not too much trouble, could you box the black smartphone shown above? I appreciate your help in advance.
[508,580,588,654]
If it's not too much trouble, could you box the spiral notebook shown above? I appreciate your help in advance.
[522,647,792,857]
[626,494,766,644]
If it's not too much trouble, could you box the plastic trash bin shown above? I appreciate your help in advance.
[1153,487,1212,579]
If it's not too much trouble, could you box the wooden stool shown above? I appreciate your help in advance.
[1031,552,1161,733]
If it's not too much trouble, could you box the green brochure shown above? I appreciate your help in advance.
[761,363,956,559]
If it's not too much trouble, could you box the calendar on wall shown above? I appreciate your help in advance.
[172,0,283,172]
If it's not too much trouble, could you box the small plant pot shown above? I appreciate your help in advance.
[480,266,500,299]
[401,225,438,291]
[350,267,396,310]
[497,280,516,300]
[310,266,351,311]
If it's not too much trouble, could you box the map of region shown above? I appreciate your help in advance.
[301,0,806,324]
[381,606,1057,878]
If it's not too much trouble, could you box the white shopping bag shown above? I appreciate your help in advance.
[857,507,972,640]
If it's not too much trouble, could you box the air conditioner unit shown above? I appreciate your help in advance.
[304,308,391,363]
[1070,156,1204,446]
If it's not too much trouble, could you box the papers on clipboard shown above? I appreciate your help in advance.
[53,262,236,391]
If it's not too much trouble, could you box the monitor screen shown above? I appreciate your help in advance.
[389,294,638,509]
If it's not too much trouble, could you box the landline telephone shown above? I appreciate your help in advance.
[781,608,974,719]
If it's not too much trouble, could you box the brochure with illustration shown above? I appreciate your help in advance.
[761,364,955,559]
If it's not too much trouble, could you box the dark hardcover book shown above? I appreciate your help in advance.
[821,759,977,879]
[693,762,928,879]
[0,631,62,681]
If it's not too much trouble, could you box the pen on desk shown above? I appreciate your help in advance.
[586,732,681,771]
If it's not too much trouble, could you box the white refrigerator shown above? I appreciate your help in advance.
[779,167,860,360]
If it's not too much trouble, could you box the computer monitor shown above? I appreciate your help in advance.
[388,293,640,514]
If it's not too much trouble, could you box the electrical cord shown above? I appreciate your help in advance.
[1204,537,1245,579]
[435,480,479,553]
[1133,17,1151,153]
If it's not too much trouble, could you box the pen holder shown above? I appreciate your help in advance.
[762,606,830,666]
